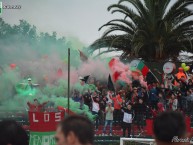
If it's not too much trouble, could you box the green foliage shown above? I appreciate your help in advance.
[90,0,193,61]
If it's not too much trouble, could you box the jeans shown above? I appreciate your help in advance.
[103,120,113,134]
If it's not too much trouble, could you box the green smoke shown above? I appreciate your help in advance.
[0,18,110,121]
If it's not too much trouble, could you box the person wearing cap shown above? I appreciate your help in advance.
[102,101,114,136]
[77,76,91,95]
[25,78,33,90]
[25,78,39,90]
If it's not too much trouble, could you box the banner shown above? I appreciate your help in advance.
[29,132,56,145]
[29,111,65,132]
[29,111,65,145]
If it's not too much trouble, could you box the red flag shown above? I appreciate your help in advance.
[113,71,121,82]
[141,65,149,76]
[108,58,116,69]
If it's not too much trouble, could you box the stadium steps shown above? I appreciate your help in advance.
[95,125,148,137]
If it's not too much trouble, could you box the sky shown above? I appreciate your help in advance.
[1,0,193,47]
[1,0,122,45]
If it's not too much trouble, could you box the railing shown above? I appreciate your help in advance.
[120,138,155,145]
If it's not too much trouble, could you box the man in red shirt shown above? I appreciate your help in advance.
[27,99,49,112]
[110,92,123,126]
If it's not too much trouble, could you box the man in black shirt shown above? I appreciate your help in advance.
[83,92,92,110]
[121,104,135,137]
[99,95,108,124]
[134,98,147,135]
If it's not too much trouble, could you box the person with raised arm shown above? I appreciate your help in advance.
[27,99,49,112]
[121,103,135,137]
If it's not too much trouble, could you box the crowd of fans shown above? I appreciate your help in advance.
[25,74,193,137]
[71,75,193,137]
[2,75,193,144]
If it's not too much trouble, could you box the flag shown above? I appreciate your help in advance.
[108,74,115,92]
[130,60,159,84]
[79,75,90,83]
[146,71,157,84]
[78,49,88,61]
[130,60,149,76]
[112,71,121,82]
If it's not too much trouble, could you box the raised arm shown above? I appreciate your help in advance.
[27,102,31,107]
[42,101,49,106]
[91,95,94,102]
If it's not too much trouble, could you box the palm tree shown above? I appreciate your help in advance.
[90,0,193,61]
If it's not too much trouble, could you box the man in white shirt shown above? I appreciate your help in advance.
[91,92,100,130]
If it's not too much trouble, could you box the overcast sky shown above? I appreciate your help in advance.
[1,0,193,46]
[1,0,122,45]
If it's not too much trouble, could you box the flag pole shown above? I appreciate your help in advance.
[68,48,70,115]
[141,60,160,83]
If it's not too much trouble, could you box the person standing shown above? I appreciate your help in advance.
[168,93,178,111]
[149,84,159,109]
[102,102,114,136]
[91,92,100,130]
[27,99,49,112]
[122,104,135,137]
[186,90,193,115]
[110,93,123,126]
[134,98,147,135]
[83,91,92,109]
[25,78,39,90]
[99,95,108,125]
[131,87,138,104]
